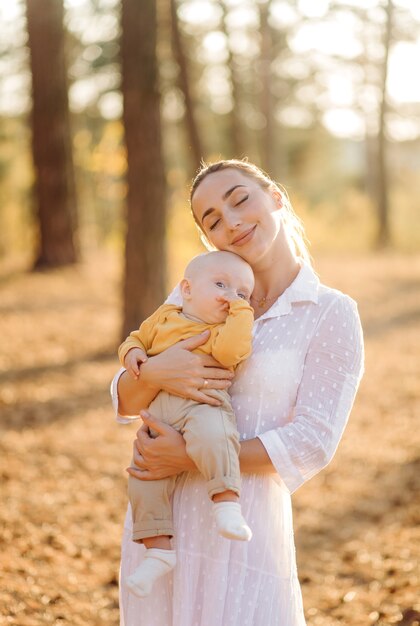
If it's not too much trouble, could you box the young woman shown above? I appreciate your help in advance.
[111,160,364,626]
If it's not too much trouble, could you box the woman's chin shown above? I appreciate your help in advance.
[226,245,254,263]
[233,245,263,267]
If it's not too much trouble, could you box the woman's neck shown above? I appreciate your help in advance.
[252,233,301,300]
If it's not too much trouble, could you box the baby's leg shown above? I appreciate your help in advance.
[128,472,176,543]
[129,390,178,545]
[212,489,239,503]
[126,548,176,598]
[142,536,171,549]
[127,474,177,597]
[126,391,179,597]
[181,393,252,541]
[212,501,252,541]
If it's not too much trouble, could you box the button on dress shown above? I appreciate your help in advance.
[111,263,364,626]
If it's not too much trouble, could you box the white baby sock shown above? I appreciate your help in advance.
[126,548,176,598]
[213,502,252,542]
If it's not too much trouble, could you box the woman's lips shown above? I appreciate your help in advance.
[231,225,256,246]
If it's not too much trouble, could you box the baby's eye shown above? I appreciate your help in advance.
[209,219,220,231]
[216,281,225,288]
[238,293,248,300]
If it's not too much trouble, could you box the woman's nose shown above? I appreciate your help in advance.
[224,209,241,229]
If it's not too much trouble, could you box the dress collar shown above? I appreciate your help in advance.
[255,262,320,321]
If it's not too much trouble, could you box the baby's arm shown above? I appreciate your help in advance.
[211,299,254,367]
[118,304,174,379]
[118,331,148,380]
[123,347,148,380]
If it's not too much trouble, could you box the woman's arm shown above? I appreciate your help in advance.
[239,437,277,474]
[257,294,364,493]
[128,295,363,486]
[116,331,235,417]
[117,369,160,417]
[127,412,276,481]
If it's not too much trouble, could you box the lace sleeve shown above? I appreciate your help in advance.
[258,294,364,493]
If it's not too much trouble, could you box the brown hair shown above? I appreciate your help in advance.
[190,159,312,265]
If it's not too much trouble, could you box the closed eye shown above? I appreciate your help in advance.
[209,218,221,231]
[235,195,249,206]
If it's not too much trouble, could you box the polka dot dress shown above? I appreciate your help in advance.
[111,264,364,626]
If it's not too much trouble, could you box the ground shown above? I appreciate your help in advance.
[0,253,419,626]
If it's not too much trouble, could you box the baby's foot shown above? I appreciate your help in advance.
[126,548,176,598]
[213,502,252,541]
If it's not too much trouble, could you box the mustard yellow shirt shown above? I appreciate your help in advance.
[118,299,254,370]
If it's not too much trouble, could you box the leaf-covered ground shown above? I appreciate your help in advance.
[0,253,419,626]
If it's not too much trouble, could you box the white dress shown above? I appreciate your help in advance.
[111,263,364,626]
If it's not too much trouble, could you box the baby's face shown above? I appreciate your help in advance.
[183,256,254,324]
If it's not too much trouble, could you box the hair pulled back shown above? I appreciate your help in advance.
[190,159,311,266]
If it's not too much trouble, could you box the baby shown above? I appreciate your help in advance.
[118,250,255,598]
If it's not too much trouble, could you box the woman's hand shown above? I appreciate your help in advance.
[140,331,234,407]
[126,412,195,481]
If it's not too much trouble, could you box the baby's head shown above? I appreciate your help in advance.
[180,251,255,324]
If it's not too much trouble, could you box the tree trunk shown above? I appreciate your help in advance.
[120,0,167,340]
[220,1,244,157]
[26,0,78,269]
[170,0,204,172]
[258,1,275,174]
[376,0,393,248]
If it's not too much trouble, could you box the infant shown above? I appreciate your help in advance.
[118,250,255,598]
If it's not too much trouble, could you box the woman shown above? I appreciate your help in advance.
[111,159,364,626]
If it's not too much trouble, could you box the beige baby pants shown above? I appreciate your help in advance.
[128,389,241,542]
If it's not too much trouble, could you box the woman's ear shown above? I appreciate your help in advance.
[272,189,284,209]
[180,278,192,300]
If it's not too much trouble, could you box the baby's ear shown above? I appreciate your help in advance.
[180,278,191,299]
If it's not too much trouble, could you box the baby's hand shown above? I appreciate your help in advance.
[124,348,148,380]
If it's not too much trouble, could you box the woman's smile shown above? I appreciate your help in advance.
[231,225,257,246]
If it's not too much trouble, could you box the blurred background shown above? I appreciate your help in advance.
[0,1,419,625]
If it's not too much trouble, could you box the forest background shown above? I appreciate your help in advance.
[0,1,419,625]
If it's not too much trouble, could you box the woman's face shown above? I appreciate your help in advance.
[191,168,283,266]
